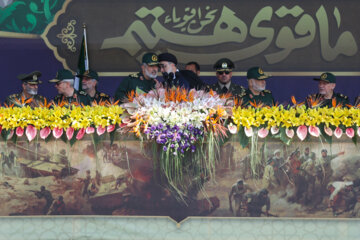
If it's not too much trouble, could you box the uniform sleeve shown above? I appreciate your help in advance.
[114,77,131,102]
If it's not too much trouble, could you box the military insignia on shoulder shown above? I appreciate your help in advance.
[100,93,109,97]
[264,89,271,93]
[129,73,139,78]
[79,91,87,95]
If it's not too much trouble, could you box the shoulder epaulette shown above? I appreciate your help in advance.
[129,73,139,78]
[79,91,87,95]
[100,93,109,97]
[264,89,272,93]
[338,93,348,99]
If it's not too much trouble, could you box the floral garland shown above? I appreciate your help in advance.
[0,105,124,141]
[232,105,360,141]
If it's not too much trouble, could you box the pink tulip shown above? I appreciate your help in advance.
[66,127,74,140]
[286,128,294,138]
[346,128,354,138]
[244,127,253,137]
[25,125,37,142]
[324,126,333,136]
[40,127,51,139]
[53,127,63,139]
[16,127,24,137]
[258,128,269,138]
[308,126,320,137]
[97,126,106,136]
[76,128,86,140]
[86,127,95,134]
[107,125,115,133]
[296,125,308,141]
[271,126,279,135]
[334,127,343,139]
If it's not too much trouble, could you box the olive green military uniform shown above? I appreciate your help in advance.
[114,72,156,102]
[50,69,92,106]
[5,93,45,108]
[306,93,349,108]
[242,66,275,107]
[91,91,110,103]
[53,90,91,106]
[306,72,349,108]
[76,70,111,104]
[208,58,245,97]
[206,83,245,97]
[114,52,159,102]
[240,88,275,107]
[5,70,46,108]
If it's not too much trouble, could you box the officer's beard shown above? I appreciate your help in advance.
[251,79,265,92]
[144,68,157,79]
[25,86,38,95]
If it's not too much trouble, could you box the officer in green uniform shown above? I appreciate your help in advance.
[306,72,349,108]
[77,70,110,103]
[206,58,245,97]
[49,69,91,106]
[5,71,45,108]
[240,67,275,107]
[114,52,160,102]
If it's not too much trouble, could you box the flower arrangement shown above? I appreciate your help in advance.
[120,87,232,200]
[0,105,124,141]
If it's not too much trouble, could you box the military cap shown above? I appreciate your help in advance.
[142,52,159,66]
[17,71,42,84]
[158,53,178,65]
[213,58,234,71]
[77,70,99,81]
[247,67,271,80]
[321,149,327,153]
[313,72,336,83]
[49,69,74,83]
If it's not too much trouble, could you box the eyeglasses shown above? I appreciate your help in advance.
[217,71,231,75]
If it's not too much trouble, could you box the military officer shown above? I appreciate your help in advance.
[306,72,349,108]
[49,69,91,106]
[114,52,160,102]
[5,71,45,108]
[240,67,275,107]
[206,58,245,96]
[77,70,110,103]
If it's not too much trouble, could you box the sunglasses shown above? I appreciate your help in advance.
[217,71,231,75]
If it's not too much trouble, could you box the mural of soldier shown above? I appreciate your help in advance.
[229,179,253,216]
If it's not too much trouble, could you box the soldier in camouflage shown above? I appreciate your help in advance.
[114,52,160,102]
[240,67,275,107]
[306,72,349,108]
[77,70,110,103]
[5,71,45,108]
[49,69,91,106]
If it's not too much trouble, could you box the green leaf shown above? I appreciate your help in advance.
[279,128,291,145]
[319,124,332,144]
[109,130,116,146]
[29,2,39,13]
[69,130,78,146]
[0,2,26,24]
[60,132,67,143]
[238,126,249,148]
[26,14,37,32]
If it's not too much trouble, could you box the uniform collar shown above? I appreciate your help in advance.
[218,82,231,90]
